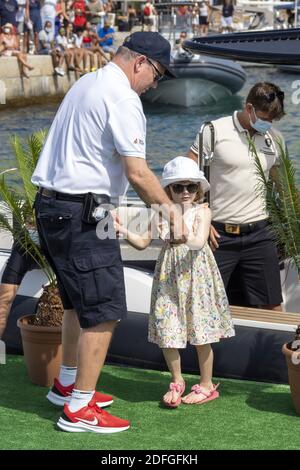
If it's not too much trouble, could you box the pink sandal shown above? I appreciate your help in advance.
[183,383,220,405]
[162,381,186,408]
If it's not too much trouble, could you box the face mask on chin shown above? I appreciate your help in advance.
[249,107,272,134]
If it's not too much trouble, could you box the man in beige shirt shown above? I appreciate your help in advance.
[188,82,285,310]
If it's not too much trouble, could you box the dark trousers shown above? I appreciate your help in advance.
[213,225,283,307]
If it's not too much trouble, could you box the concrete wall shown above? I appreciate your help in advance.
[0,56,76,107]
[0,32,129,107]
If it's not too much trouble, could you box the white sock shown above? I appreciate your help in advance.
[58,365,77,387]
[68,389,95,412]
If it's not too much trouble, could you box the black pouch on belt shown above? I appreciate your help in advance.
[81,193,109,225]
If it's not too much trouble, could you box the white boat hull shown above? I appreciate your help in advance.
[143,77,235,107]
[143,55,246,107]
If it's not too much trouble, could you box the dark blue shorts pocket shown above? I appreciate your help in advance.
[37,210,73,258]
[73,249,122,307]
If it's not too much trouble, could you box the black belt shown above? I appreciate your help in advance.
[212,219,269,235]
[38,188,111,204]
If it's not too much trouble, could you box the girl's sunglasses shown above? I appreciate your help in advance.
[170,183,199,194]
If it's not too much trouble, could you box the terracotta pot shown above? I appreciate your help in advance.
[17,314,62,387]
[282,343,300,416]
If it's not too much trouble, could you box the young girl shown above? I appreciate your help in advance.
[114,156,235,407]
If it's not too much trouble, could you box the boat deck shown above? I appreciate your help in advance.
[231,306,300,331]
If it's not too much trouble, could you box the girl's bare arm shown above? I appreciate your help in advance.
[112,210,153,250]
[187,205,212,250]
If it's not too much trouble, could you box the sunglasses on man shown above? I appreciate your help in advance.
[146,58,164,82]
[170,183,199,194]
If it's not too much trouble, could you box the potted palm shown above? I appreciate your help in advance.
[0,131,64,387]
[282,326,300,415]
[250,137,300,415]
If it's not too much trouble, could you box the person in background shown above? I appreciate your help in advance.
[0,0,18,28]
[82,21,108,71]
[39,16,62,71]
[0,22,34,77]
[54,11,65,36]
[142,1,155,32]
[55,0,69,29]
[16,0,27,51]
[71,0,86,32]
[199,1,210,36]
[55,25,74,71]
[220,0,234,33]
[38,19,54,53]
[40,0,57,36]
[188,82,286,311]
[191,3,199,35]
[72,26,87,74]
[97,19,115,58]
[24,0,42,53]
[127,4,137,31]
[286,9,295,28]
[174,30,188,55]
[86,0,104,29]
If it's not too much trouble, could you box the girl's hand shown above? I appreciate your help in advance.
[110,210,126,237]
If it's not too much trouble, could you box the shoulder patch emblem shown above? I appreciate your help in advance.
[265,137,272,148]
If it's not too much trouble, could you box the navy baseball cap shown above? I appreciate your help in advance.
[123,32,175,78]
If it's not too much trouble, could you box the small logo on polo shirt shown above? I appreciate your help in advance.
[134,138,144,145]
[265,137,272,147]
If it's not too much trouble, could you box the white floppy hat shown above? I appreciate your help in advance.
[161,156,210,193]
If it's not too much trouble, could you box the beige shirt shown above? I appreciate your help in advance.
[191,111,284,224]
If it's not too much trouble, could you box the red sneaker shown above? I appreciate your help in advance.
[57,396,130,433]
[47,378,113,408]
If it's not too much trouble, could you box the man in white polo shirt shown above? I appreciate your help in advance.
[32,32,188,433]
[188,82,285,311]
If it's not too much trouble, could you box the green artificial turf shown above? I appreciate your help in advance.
[0,355,300,450]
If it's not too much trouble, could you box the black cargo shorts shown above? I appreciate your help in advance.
[34,192,127,328]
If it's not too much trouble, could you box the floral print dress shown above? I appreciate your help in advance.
[148,205,235,348]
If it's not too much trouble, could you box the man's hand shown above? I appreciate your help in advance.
[209,224,220,251]
[169,206,189,245]
[124,157,189,244]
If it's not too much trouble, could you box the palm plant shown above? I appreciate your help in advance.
[250,136,300,348]
[249,136,300,274]
[0,131,64,326]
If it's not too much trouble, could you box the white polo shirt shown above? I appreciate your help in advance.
[31,63,146,203]
[191,111,284,224]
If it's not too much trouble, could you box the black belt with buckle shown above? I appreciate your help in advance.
[38,188,111,204]
[212,219,269,235]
